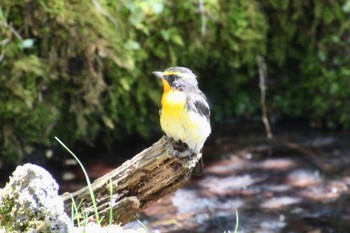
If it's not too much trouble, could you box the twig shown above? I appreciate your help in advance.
[0,46,5,63]
[7,23,23,41]
[198,0,207,38]
[0,37,11,46]
[257,55,273,139]
[0,20,23,41]
[0,10,23,63]
[91,0,119,31]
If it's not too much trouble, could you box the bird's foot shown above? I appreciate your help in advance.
[164,136,194,158]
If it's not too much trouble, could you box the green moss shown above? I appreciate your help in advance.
[1,0,350,165]
[0,189,16,231]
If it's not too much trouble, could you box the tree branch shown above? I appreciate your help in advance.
[61,136,201,225]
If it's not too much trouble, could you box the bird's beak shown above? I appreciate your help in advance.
[152,71,164,79]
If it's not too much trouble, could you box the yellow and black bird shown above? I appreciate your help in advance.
[153,67,211,174]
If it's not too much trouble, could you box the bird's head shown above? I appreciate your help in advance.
[153,66,198,92]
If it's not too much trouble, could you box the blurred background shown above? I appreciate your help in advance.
[1,1,350,232]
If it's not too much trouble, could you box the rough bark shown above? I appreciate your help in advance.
[61,136,201,225]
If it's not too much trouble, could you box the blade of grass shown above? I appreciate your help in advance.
[233,209,239,233]
[108,178,113,225]
[137,219,148,231]
[224,209,239,233]
[55,136,100,223]
[71,196,76,227]
[70,194,81,227]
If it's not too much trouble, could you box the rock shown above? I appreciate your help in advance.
[0,163,71,233]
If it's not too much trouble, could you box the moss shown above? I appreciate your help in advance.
[1,0,350,165]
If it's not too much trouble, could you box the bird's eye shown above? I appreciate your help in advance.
[166,74,176,83]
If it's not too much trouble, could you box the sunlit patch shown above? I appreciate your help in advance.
[205,157,251,175]
[172,189,210,214]
[328,180,348,193]
[301,181,348,201]
[300,186,339,201]
[199,175,257,195]
[258,217,286,232]
[62,171,75,181]
[343,176,350,185]
[171,188,243,215]
[260,196,301,209]
[286,169,321,187]
[262,184,291,192]
[258,159,296,171]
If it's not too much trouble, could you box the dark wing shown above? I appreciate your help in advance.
[194,98,210,121]
[186,91,211,122]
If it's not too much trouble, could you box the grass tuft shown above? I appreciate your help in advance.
[55,137,100,223]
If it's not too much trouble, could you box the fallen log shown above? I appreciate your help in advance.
[61,136,201,225]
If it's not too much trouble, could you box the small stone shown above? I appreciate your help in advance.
[0,163,71,233]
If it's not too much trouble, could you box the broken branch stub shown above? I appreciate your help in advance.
[61,136,201,225]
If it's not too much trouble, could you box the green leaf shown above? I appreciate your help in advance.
[149,1,164,14]
[125,40,140,50]
[171,34,184,46]
[160,29,171,41]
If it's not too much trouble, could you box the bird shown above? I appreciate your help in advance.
[153,66,211,174]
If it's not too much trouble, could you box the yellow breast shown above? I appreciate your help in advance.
[160,88,187,139]
[160,80,211,153]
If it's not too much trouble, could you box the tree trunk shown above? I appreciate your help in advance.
[61,136,201,225]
